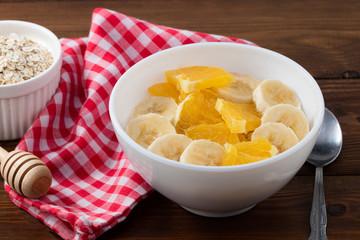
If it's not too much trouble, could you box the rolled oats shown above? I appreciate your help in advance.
[0,33,53,85]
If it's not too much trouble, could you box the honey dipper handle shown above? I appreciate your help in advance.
[0,146,9,164]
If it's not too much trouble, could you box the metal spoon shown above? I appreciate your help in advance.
[307,108,342,240]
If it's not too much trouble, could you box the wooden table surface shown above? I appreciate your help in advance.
[1,0,359,239]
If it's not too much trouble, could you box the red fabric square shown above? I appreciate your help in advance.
[6,8,256,240]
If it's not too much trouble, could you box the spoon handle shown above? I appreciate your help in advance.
[309,167,328,240]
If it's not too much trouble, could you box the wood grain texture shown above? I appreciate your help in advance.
[1,176,359,239]
[1,0,360,78]
[0,0,359,239]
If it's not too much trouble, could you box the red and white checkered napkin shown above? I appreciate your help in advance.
[5,8,256,240]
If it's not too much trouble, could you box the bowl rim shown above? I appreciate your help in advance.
[0,20,62,93]
[109,42,325,172]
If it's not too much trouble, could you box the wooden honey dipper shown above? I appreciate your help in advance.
[0,146,52,198]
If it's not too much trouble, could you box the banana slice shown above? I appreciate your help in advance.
[147,133,193,161]
[131,96,178,124]
[180,139,225,166]
[251,122,299,153]
[214,73,261,104]
[126,113,176,148]
[261,104,309,141]
[252,79,300,113]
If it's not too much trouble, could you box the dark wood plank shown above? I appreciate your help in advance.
[0,0,359,79]
[1,176,359,239]
[0,140,18,152]
[0,0,359,239]
[99,175,360,240]
[0,179,61,240]
[298,78,360,176]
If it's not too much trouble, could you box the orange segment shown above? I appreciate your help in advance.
[233,137,278,157]
[222,144,238,166]
[246,131,253,141]
[222,144,264,166]
[174,91,222,134]
[215,98,261,133]
[222,138,278,166]
[148,82,180,103]
[185,122,240,146]
[238,133,248,142]
[178,91,191,103]
[165,66,202,87]
[165,66,233,94]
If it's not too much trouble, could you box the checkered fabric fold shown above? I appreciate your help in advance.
[5,8,256,240]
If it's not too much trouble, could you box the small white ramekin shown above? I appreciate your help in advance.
[0,20,62,140]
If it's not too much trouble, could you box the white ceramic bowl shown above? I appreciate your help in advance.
[0,20,62,140]
[109,42,324,217]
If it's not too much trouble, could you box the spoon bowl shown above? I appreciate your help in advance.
[307,108,342,240]
[307,108,342,167]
